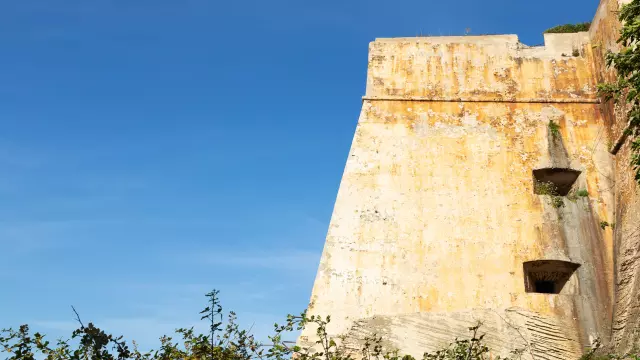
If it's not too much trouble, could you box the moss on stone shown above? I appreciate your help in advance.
[535,180,559,196]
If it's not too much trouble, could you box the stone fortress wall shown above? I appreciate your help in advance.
[299,0,640,357]
[589,0,640,353]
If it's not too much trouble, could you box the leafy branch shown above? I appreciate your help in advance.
[2,290,638,359]
[598,0,640,185]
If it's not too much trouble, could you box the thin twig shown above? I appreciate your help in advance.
[255,341,297,348]
[71,306,85,328]
[493,309,536,360]
[611,121,632,155]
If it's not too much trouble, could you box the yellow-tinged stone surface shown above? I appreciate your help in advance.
[297,4,640,357]
[365,33,597,102]
[301,99,614,359]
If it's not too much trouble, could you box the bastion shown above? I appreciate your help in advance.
[299,0,640,358]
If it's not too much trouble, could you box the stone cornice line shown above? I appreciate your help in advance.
[362,96,601,104]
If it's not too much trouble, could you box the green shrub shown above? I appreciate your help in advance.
[1,290,638,359]
[598,0,640,187]
[0,290,521,360]
[545,22,591,34]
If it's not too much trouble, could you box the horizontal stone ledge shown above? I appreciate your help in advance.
[362,96,601,104]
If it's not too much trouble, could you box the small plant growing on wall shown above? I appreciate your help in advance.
[551,196,565,209]
[600,221,610,230]
[535,180,559,195]
[567,189,589,203]
[548,120,561,138]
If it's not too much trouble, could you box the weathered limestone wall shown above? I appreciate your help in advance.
[365,34,597,102]
[589,0,640,352]
[300,34,616,359]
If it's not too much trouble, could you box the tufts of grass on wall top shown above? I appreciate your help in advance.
[544,22,591,34]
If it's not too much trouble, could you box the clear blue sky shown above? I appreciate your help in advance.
[1,0,598,350]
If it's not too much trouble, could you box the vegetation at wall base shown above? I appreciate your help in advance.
[544,22,591,34]
[598,0,640,186]
[2,290,639,359]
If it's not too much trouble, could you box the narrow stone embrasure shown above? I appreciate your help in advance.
[523,260,581,294]
[533,168,581,196]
